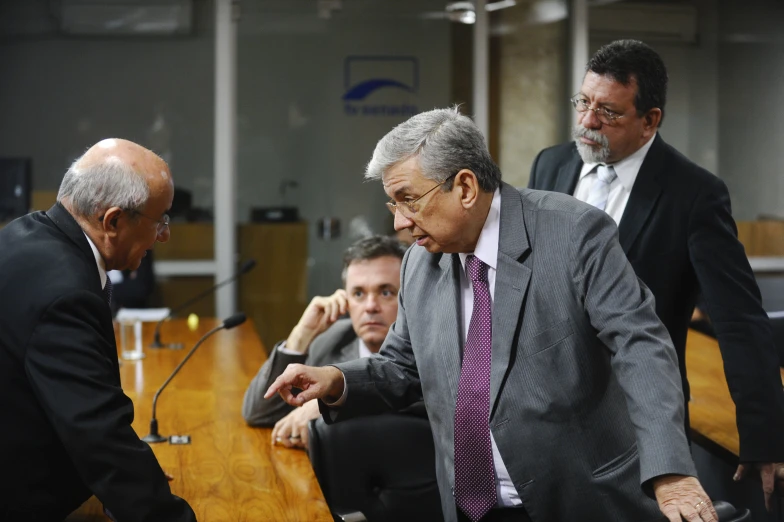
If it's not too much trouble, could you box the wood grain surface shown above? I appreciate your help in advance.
[67,319,331,522]
[686,328,784,459]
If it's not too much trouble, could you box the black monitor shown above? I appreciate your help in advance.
[0,157,31,222]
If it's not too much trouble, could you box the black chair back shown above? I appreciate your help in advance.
[308,410,444,522]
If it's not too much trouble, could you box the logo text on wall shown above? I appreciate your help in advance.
[342,56,419,117]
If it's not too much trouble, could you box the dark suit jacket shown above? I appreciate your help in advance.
[529,135,784,461]
[0,203,196,521]
[242,318,359,426]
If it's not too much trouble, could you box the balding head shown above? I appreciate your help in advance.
[58,138,171,218]
[58,138,174,271]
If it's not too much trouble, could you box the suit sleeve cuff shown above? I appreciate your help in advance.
[322,372,348,408]
[277,341,307,356]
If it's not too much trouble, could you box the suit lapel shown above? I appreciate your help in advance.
[438,253,464,403]
[490,184,531,413]
[46,203,116,359]
[554,148,582,195]
[617,134,664,253]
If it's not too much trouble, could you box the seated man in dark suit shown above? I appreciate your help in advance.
[0,139,195,521]
[242,235,407,449]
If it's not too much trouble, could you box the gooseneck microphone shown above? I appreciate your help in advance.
[142,313,247,443]
[150,259,256,348]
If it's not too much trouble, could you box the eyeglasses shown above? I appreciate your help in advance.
[570,95,626,125]
[385,172,457,218]
[130,209,170,234]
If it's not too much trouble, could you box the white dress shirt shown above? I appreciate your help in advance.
[456,188,521,508]
[83,233,108,290]
[573,133,657,224]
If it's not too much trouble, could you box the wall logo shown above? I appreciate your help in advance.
[342,56,419,117]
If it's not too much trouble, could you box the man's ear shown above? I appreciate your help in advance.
[453,169,480,210]
[643,108,662,136]
[100,207,123,237]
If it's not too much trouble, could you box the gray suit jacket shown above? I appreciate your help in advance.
[329,183,696,521]
[243,319,358,426]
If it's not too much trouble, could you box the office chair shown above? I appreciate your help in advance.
[307,406,444,522]
[712,501,751,522]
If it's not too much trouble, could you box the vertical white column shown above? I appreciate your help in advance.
[214,0,238,318]
[569,0,589,96]
[473,0,489,139]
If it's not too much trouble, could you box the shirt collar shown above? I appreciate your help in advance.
[579,132,657,192]
[358,337,373,358]
[83,232,108,290]
[458,187,501,272]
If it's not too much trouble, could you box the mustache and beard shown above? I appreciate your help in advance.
[572,126,611,164]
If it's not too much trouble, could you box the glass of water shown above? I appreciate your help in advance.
[120,319,145,361]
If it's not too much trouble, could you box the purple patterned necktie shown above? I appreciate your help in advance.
[454,255,496,522]
[103,278,113,307]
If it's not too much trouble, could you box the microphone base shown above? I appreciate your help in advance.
[149,341,184,350]
[142,433,167,444]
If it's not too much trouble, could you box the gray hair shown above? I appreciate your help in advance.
[57,156,149,218]
[341,235,407,285]
[364,106,501,192]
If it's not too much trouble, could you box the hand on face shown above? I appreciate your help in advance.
[286,290,349,353]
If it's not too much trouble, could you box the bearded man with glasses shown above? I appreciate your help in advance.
[529,39,784,513]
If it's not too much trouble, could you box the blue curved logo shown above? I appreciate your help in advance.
[343,56,419,117]
[342,78,415,101]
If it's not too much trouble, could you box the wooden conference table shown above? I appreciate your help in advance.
[686,328,784,459]
[68,318,332,522]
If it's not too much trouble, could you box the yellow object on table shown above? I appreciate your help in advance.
[187,313,199,331]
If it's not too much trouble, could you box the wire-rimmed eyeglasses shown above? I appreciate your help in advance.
[385,172,457,218]
[570,95,627,125]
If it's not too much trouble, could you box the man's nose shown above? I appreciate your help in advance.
[365,293,381,313]
[581,109,602,129]
[394,209,414,231]
[157,226,171,243]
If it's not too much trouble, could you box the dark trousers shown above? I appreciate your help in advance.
[456,506,533,522]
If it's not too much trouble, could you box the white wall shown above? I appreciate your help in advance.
[236,2,451,295]
[717,0,784,220]
[0,0,216,203]
[0,0,452,296]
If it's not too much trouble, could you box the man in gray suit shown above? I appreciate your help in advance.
[242,235,406,449]
[265,108,717,522]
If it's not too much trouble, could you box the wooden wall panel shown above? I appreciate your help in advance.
[153,223,308,353]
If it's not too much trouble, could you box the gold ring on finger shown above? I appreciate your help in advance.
[694,500,705,510]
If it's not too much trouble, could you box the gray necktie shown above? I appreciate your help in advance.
[585,165,617,212]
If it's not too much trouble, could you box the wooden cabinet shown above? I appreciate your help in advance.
[239,223,308,352]
[737,220,784,256]
[155,223,308,352]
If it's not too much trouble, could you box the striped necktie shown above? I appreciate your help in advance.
[585,165,617,211]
